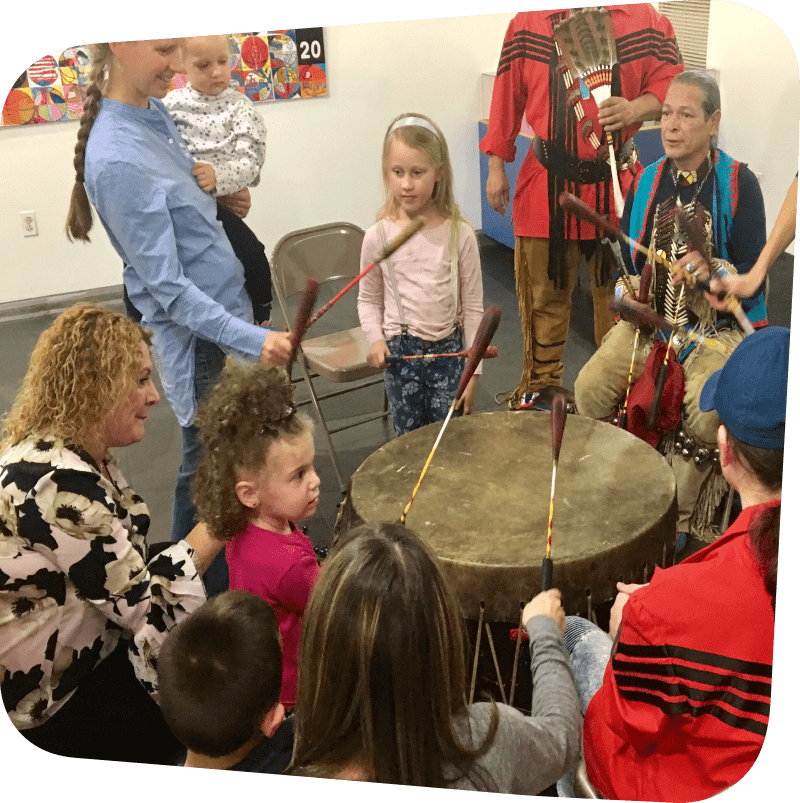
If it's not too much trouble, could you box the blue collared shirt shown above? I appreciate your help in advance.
[84,97,268,426]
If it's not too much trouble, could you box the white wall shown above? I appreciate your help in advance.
[708,0,799,254]
[1,2,798,305]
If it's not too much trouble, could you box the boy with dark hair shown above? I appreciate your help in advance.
[157,590,293,771]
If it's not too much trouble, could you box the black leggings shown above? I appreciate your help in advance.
[19,640,181,765]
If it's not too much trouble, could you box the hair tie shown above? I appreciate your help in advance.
[388,116,439,139]
[259,402,297,436]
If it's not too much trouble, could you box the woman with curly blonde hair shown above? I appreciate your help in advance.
[195,359,320,709]
[0,303,222,763]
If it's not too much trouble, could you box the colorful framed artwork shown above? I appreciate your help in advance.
[1,29,327,127]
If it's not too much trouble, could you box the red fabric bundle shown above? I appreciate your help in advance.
[625,341,685,447]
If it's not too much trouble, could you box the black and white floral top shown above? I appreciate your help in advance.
[0,436,206,730]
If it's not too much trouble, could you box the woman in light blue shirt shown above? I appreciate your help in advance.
[65,39,291,593]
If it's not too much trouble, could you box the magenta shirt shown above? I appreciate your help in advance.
[226,522,319,707]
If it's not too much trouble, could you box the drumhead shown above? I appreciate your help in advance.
[343,411,677,620]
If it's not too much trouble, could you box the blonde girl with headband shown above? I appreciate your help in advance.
[64,40,292,594]
[358,113,486,435]
[193,360,321,710]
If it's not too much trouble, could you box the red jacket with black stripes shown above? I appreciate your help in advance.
[584,501,777,801]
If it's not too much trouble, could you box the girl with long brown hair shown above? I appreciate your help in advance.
[289,522,581,791]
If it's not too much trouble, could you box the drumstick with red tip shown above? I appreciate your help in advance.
[384,345,499,364]
[287,278,319,368]
[400,306,502,525]
[559,192,753,336]
[542,393,567,592]
[304,216,425,330]
[618,263,652,431]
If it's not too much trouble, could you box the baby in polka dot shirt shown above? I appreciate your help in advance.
[164,34,273,324]
[164,35,267,197]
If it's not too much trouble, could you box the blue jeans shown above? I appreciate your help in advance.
[557,616,613,797]
[384,329,464,435]
[171,337,229,597]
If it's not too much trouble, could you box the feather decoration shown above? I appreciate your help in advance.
[553,8,625,216]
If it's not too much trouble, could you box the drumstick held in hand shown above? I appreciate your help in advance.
[542,393,567,592]
[559,192,753,336]
[610,297,734,356]
[618,263,652,431]
[287,278,319,368]
[305,216,425,330]
[384,345,499,364]
[400,306,502,525]
[676,205,756,337]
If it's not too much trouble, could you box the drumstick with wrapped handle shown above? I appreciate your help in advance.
[610,297,734,356]
[559,192,753,335]
[399,306,502,525]
[542,393,567,592]
[647,283,685,431]
[287,278,319,368]
[304,216,425,330]
[385,346,498,364]
[618,263,653,431]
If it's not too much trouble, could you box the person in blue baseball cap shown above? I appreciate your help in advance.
[556,326,787,801]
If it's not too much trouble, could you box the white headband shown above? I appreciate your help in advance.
[388,116,440,139]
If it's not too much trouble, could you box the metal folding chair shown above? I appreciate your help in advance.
[271,222,390,492]
[574,759,603,798]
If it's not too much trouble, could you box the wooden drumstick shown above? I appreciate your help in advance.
[610,297,734,357]
[604,131,625,218]
[647,283,684,432]
[542,393,567,592]
[399,306,502,525]
[559,192,753,336]
[618,263,653,431]
[287,278,319,368]
[304,216,425,330]
[384,345,498,364]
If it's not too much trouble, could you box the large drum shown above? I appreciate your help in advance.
[337,410,677,622]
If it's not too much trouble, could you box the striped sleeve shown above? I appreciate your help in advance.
[608,600,771,752]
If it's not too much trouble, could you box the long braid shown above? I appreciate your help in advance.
[65,44,111,243]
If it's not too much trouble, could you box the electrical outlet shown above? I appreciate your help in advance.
[754,172,764,188]
[20,211,38,237]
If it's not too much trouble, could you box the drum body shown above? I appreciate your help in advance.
[337,411,677,622]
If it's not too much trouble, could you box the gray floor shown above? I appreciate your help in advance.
[0,236,792,553]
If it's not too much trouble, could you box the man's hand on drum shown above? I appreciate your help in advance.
[454,375,478,415]
[523,588,566,634]
[609,581,648,640]
[260,330,293,366]
[367,340,389,369]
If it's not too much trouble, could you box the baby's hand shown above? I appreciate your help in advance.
[193,162,217,193]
